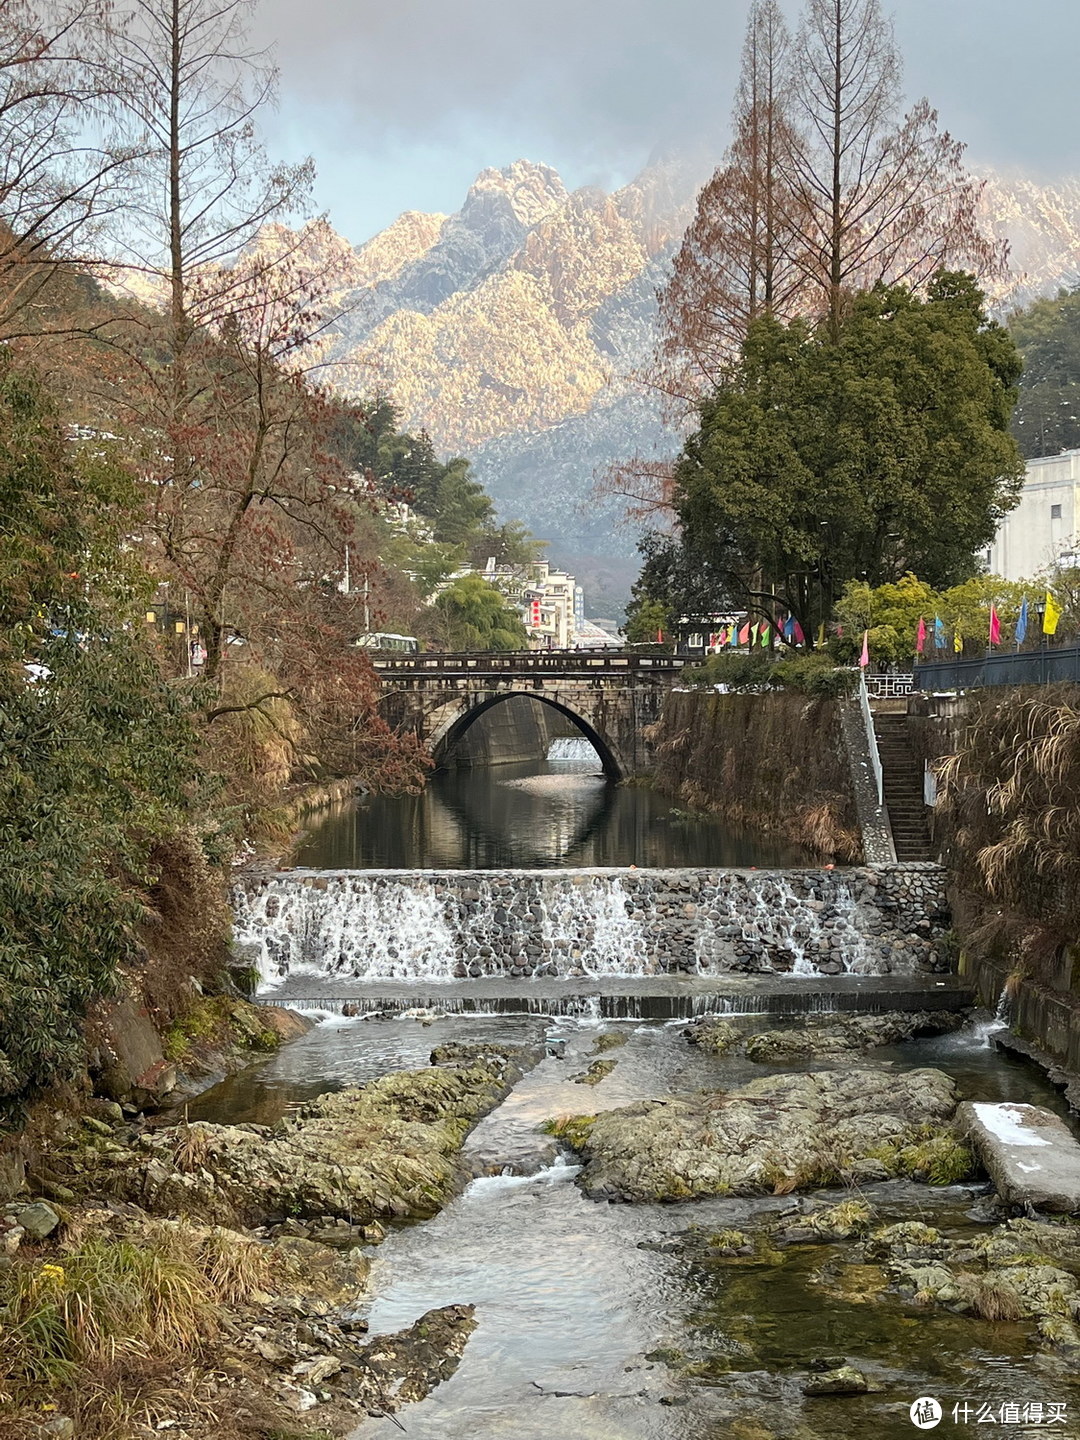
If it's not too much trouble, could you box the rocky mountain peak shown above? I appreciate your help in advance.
[465,159,568,229]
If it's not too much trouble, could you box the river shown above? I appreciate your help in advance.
[208,741,1080,1437]
[292,738,806,870]
[193,1011,1080,1439]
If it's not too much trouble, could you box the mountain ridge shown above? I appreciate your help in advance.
[255,160,1080,607]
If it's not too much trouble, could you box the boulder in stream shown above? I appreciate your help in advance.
[555,1067,969,1202]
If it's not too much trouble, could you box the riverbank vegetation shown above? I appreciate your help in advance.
[0,0,541,1139]
[936,685,1080,981]
[0,1044,525,1438]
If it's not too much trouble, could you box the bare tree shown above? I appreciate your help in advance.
[108,0,313,408]
[657,0,802,398]
[783,0,1006,335]
[0,0,133,334]
[598,1,802,527]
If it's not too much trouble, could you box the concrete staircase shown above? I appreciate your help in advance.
[872,713,933,861]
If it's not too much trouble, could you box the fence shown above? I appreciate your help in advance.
[914,643,1080,691]
[864,672,914,699]
[370,649,688,675]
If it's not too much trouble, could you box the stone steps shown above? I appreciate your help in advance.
[873,714,932,861]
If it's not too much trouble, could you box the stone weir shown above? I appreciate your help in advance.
[234,864,950,990]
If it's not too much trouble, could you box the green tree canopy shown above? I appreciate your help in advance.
[432,573,528,652]
[671,274,1024,644]
[832,572,1047,666]
[1009,287,1080,459]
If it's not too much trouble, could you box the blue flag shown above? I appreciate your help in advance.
[1015,598,1028,645]
[783,615,795,640]
[933,616,945,650]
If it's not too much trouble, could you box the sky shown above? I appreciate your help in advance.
[251,0,1080,245]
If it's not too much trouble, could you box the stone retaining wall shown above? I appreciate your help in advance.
[237,863,951,985]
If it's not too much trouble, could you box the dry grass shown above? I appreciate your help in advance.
[647,690,863,862]
[0,1220,289,1436]
[937,687,1080,973]
[956,1274,1026,1322]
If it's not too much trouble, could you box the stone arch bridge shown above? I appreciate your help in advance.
[372,651,690,778]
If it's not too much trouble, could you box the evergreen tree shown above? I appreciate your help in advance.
[672,274,1024,641]
[0,356,199,1115]
[1009,287,1080,459]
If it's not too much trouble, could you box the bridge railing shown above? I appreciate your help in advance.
[371,649,690,675]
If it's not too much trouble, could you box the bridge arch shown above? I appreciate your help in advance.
[429,691,622,779]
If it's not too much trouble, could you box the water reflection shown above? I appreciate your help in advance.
[293,744,806,870]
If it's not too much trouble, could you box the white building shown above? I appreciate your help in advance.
[987,452,1080,580]
[454,557,578,649]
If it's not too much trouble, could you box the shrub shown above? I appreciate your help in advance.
[772,653,858,697]
[682,649,855,697]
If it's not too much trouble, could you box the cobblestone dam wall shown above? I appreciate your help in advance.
[235,864,950,988]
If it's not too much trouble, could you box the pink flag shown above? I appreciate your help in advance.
[989,603,1001,646]
[793,620,805,645]
[916,616,927,654]
[859,630,869,668]
[738,622,750,645]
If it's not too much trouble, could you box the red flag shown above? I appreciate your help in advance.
[656,628,663,642]
[793,620,805,645]
[989,604,1001,646]
[859,630,870,668]
[916,616,927,654]
[738,622,750,645]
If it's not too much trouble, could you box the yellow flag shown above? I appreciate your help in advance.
[1044,590,1062,636]
[954,626,963,654]
[816,622,826,648]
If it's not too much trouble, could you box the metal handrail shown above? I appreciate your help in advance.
[858,671,884,806]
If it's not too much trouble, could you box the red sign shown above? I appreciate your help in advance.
[530,601,542,627]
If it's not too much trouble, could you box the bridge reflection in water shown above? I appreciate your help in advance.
[293,750,805,872]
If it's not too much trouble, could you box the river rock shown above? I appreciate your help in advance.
[956,1101,1080,1213]
[15,1202,61,1239]
[66,1045,540,1229]
[742,1010,963,1063]
[802,1365,870,1396]
[561,1068,962,1202]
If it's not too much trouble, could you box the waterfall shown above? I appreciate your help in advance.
[234,865,938,990]
[546,736,600,766]
[972,985,1011,1048]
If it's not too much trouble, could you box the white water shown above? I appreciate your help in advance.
[546,735,598,764]
[235,868,899,989]
[968,985,1011,1048]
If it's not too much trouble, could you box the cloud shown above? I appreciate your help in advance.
[251,0,1080,240]
[254,0,743,163]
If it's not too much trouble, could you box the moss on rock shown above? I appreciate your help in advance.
[562,1067,963,1202]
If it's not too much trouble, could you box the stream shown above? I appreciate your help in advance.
[194,1011,1080,1439]
[211,736,1080,1436]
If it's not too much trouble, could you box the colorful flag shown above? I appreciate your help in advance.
[933,616,945,649]
[738,622,750,645]
[1015,598,1028,645]
[1044,590,1062,636]
[656,628,663,642]
[793,620,806,645]
[816,622,826,648]
[989,603,1001,646]
[782,615,795,640]
[759,622,771,647]
[954,625,963,654]
[916,616,927,654]
[750,621,760,643]
[859,630,869,668]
